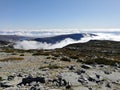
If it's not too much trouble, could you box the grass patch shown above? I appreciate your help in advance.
[83,58,120,66]
[0,77,2,81]
[70,56,79,59]
[3,49,15,53]
[32,52,41,56]
[51,57,57,60]
[48,64,62,69]
[0,57,24,62]
[52,54,60,57]
[39,64,62,69]
[32,52,50,56]
[60,57,71,62]
[20,54,24,56]
[46,57,51,59]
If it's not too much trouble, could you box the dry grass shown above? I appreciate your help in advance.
[60,57,71,62]
[39,64,62,69]
[83,58,120,66]
[0,77,2,81]
[0,57,24,62]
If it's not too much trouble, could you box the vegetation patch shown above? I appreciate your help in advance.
[51,57,57,60]
[83,58,120,66]
[32,52,50,56]
[39,64,62,69]
[0,57,24,62]
[70,56,79,59]
[60,57,71,62]
[46,57,51,59]
[0,77,2,81]
[52,54,60,57]
[20,54,24,56]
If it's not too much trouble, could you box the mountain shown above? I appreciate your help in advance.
[34,33,96,44]
[0,35,32,42]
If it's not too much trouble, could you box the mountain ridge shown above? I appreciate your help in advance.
[34,33,96,44]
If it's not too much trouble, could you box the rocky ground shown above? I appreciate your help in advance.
[0,40,120,90]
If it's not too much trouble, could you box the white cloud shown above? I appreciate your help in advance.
[14,38,77,50]
[14,32,120,50]
[0,29,120,37]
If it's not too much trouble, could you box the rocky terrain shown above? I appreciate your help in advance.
[0,40,120,90]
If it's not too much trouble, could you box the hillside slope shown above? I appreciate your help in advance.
[52,40,120,65]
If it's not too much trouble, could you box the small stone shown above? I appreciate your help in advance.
[7,75,15,81]
[68,65,75,70]
[96,74,100,79]
[81,64,92,69]
[76,69,85,75]
[106,82,112,88]
[78,76,88,85]
[104,71,111,75]
[17,73,23,77]
[88,87,93,90]
[88,77,95,82]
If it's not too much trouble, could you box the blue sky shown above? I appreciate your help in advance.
[0,0,120,30]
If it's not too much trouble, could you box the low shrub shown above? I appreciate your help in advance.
[39,64,62,69]
[0,77,2,81]
[60,57,70,62]
[48,64,61,69]
[70,56,79,59]
[51,57,57,60]
[0,57,24,62]
[46,57,51,59]
[32,52,49,56]
[83,58,120,66]
[20,54,24,56]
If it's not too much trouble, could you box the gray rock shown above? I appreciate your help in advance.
[52,78,67,87]
[88,87,93,90]
[7,75,15,81]
[17,73,23,77]
[0,82,11,88]
[68,65,75,70]
[81,64,92,69]
[106,82,112,88]
[88,76,96,82]
[115,63,120,68]
[76,69,85,75]
[78,76,88,85]
[18,76,45,86]
[30,86,40,90]
[104,70,112,75]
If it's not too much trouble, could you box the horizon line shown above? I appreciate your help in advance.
[0,28,120,32]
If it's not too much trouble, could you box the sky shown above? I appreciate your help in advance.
[0,0,120,30]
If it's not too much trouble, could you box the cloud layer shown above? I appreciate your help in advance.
[14,32,120,50]
[1,29,120,37]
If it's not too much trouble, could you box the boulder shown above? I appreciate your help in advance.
[18,76,45,86]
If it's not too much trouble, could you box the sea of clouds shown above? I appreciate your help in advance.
[13,32,120,50]
[0,29,120,49]
[1,29,120,37]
